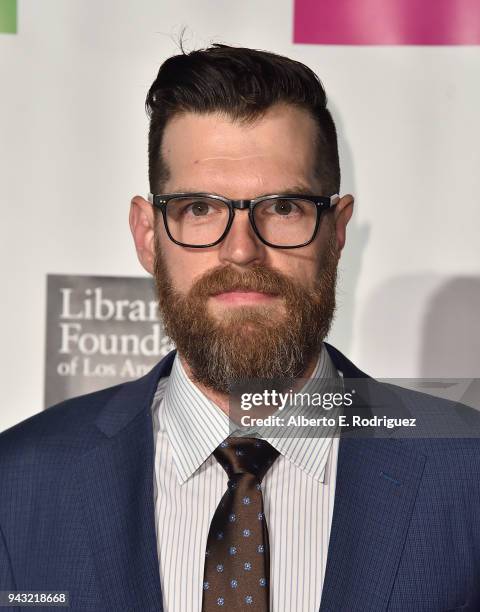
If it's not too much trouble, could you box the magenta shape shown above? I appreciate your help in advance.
[294,0,480,45]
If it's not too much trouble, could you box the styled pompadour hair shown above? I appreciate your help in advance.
[146,44,340,195]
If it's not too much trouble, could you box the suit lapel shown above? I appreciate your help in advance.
[75,351,176,611]
[321,344,427,611]
[320,437,426,611]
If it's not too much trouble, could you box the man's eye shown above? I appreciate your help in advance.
[185,201,211,216]
[268,200,301,216]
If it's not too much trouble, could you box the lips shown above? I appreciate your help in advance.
[211,290,279,303]
[211,290,278,297]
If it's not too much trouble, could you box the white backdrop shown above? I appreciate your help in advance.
[1,0,479,432]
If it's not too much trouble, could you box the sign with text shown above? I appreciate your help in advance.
[294,0,480,45]
[44,274,174,408]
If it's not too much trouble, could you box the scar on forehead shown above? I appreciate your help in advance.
[193,154,267,164]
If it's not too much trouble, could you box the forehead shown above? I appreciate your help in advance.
[160,104,319,195]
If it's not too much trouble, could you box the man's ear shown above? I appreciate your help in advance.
[129,195,156,274]
[333,194,354,252]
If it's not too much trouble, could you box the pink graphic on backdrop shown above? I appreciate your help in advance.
[294,0,480,45]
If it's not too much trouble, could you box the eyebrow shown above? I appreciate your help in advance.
[164,184,315,197]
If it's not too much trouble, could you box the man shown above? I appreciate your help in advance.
[0,44,479,612]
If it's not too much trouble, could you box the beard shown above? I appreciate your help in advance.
[153,231,339,394]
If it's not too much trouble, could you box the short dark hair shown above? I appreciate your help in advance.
[145,44,340,195]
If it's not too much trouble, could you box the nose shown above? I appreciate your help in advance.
[217,209,266,267]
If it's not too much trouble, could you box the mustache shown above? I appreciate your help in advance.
[188,265,297,299]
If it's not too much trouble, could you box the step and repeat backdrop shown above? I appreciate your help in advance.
[1,0,479,431]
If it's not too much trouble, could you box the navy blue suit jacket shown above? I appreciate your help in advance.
[1,344,479,611]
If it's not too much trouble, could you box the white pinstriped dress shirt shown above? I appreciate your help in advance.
[151,344,341,612]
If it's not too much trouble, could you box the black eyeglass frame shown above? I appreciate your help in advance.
[148,192,340,249]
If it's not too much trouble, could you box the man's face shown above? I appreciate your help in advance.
[131,104,353,392]
[158,104,331,298]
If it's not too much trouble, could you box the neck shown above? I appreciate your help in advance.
[178,351,321,416]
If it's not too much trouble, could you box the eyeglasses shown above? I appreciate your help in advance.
[148,192,339,249]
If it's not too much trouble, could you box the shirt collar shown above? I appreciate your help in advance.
[234,346,341,483]
[158,344,340,484]
[161,355,230,484]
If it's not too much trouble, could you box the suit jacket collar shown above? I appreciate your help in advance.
[94,349,175,438]
[81,344,425,611]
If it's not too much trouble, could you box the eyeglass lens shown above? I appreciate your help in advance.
[164,196,318,247]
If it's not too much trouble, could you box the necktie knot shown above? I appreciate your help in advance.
[214,437,279,483]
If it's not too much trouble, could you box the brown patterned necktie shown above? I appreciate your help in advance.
[202,437,280,611]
